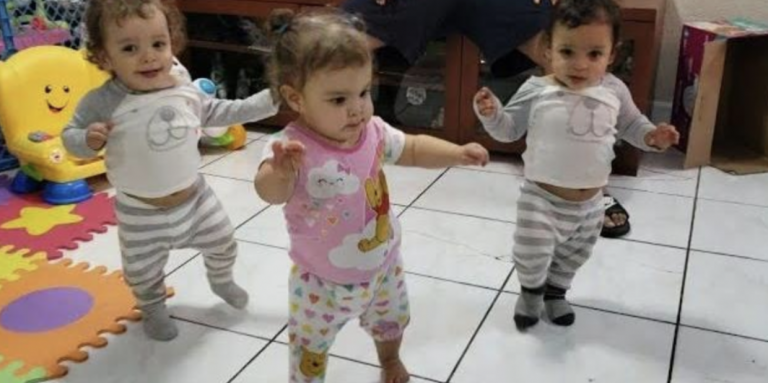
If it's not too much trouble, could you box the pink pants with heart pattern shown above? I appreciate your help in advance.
[288,254,410,383]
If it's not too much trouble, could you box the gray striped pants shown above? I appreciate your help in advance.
[513,181,604,290]
[115,177,238,308]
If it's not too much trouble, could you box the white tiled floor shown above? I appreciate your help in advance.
[28,130,768,383]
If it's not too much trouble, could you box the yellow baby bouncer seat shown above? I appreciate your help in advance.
[0,45,110,204]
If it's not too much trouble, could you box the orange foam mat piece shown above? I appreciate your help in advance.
[0,259,141,380]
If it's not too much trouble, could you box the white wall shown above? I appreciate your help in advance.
[655,0,768,103]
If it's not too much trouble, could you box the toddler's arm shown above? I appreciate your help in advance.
[395,134,488,168]
[201,88,280,128]
[254,134,304,204]
[61,90,110,159]
[371,117,488,168]
[375,116,487,169]
[607,74,679,151]
[473,78,541,143]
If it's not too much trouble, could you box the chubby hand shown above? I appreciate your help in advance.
[474,87,498,118]
[85,122,114,151]
[375,0,386,5]
[271,140,305,177]
[645,123,680,150]
[459,142,490,167]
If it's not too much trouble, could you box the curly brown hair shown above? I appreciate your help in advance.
[266,8,371,102]
[548,0,622,45]
[84,0,186,67]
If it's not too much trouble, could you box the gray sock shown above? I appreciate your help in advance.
[514,285,545,331]
[544,284,575,326]
[142,302,178,341]
[211,282,249,309]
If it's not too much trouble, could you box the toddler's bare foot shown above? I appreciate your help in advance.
[381,358,410,383]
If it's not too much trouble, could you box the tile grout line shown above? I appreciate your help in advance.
[688,248,768,265]
[453,165,524,177]
[404,204,518,225]
[166,316,288,383]
[605,184,697,199]
[403,167,451,210]
[666,166,703,383]
[170,316,278,343]
[199,172,253,183]
[199,148,238,170]
[678,323,768,345]
[234,237,287,251]
[226,324,290,383]
[405,270,512,294]
[445,265,516,383]
[696,196,768,209]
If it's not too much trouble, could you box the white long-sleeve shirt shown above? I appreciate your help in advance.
[475,74,659,189]
[62,80,279,198]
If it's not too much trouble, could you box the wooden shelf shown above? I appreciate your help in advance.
[187,39,270,55]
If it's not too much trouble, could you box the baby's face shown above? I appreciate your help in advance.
[548,21,615,90]
[99,4,176,92]
[290,62,374,147]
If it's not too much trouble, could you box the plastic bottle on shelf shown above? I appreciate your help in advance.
[235,67,251,100]
[210,52,227,99]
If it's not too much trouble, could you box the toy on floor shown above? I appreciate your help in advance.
[0,45,110,204]
[193,78,248,150]
[0,259,144,380]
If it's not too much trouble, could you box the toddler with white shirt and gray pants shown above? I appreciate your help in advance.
[475,73,663,330]
[63,79,278,341]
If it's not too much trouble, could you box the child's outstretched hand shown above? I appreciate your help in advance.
[474,87,498,118]
[85,122,114,150]
[645,123,680,150]
[271,140,305,177]
[459,142,490,167]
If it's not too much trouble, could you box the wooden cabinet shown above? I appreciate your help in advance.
[178,0,665,175]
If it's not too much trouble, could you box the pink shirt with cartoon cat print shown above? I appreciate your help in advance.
[262,117,407,284]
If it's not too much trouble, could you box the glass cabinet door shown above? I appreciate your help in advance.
[458,38,532,153]
[179,0,299,127]
[372,35,463,142]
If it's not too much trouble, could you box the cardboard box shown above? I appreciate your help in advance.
[671,19,768,174]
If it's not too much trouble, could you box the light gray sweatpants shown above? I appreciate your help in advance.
[513,181,604,290]
[115,176,238,308]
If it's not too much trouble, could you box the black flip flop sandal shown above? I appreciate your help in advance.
[601,195,630,238]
